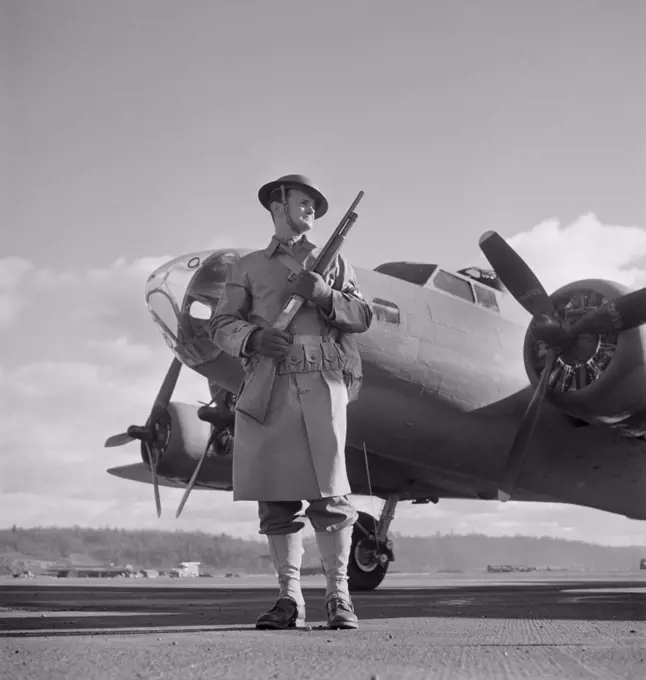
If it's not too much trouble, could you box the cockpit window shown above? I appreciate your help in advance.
[188,300,212,320]
[473,283,500,312]
[457,266,505,292]
[371,297,401,325]
[374,262,438,286]
[431,270,475,303]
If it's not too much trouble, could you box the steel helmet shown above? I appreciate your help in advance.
[258,174,328,219]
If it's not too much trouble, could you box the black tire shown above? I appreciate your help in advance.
[347,511,389,592]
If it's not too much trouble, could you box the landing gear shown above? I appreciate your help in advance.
[348,495,398,592]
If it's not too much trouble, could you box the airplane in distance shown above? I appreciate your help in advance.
[105,201,646,591]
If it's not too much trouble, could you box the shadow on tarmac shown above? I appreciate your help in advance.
[1,580,645,637]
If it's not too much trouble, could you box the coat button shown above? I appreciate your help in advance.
[298,388,307,394]
[290,356,298,362]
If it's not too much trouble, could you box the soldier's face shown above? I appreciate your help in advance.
[286,189,316,233]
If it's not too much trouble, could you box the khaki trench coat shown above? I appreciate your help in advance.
[210,235,373,502]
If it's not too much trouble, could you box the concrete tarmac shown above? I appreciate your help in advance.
[1,572,645,680]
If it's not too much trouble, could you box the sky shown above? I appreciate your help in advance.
[1,0,645,547]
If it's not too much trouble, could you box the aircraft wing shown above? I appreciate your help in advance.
[476,387,646,518]
[107,463,190,489]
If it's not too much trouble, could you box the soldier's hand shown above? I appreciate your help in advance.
[247,328,293,358]
[290,271,332,308]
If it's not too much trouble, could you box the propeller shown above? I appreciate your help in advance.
[174,434,214,519]
[175,405,234,518]
[497,347,556,501]
[104,357,183,516]
[479,231,646,501]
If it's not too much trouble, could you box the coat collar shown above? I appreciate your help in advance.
[264,234,317,258]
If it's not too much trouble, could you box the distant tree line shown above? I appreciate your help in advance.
[1,526,643,575]
[0,526,272,574]
[391,533,643,573]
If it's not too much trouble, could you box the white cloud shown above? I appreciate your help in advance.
[504,213,646,292]
[86,336,155,364]
[0,257,35,326]
[0,294,21,327]
[1,215,646,546]
[0,257,34,287]
[0,254,212,511]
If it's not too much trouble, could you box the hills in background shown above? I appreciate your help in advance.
[1,526,644,575]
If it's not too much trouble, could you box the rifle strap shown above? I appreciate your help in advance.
[275,251,305,277]
[275,243,339,281]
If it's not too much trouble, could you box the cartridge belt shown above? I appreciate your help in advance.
[277,336,345,375]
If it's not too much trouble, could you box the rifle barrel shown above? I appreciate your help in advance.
[313,191,364,274]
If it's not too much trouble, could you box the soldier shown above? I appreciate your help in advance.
[210,174,373,630]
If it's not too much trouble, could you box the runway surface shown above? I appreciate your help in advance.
[1,572,645,680]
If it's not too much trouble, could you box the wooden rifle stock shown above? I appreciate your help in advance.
[235,191,365,423]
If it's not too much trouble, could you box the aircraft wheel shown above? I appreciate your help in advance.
[348,511,390,592]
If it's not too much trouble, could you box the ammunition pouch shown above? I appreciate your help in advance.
[234,335,363,424]
[276,338,345,375]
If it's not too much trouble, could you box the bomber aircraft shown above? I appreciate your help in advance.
[105,205,646,591]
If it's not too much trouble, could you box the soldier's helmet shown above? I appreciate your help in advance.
[258,174,328,219]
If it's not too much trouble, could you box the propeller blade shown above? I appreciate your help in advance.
[146,357,182,426]
[104,432,134,448]
[138,358,181,518]
[143,442,162,518]
[498,348,557,502]
[529,315,572,348]
[175,433,215,519]
[569,287,646,337]
[479,231,555,319]
[105,358,181,454]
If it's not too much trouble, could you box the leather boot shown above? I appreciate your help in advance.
[256,533,306,629]
[315,527,359,630]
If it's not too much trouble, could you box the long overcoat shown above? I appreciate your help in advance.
[210,235,373,502]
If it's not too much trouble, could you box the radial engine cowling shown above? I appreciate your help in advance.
[139,402,232,488]
[523,279,646,438]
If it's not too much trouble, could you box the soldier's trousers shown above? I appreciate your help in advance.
[258,496,358,535]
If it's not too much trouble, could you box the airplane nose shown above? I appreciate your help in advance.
[186,251,235,309]
[144,249,246,393]
[145,250,236,360]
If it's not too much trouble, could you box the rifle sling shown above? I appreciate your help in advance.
[275,250,306,277]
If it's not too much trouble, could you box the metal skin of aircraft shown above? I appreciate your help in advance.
[105,229,646,591]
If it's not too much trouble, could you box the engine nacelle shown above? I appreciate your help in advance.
[523,279,646,438]
[141,402,233,489]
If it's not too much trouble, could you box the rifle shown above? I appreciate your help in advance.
[235,190,365,423]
